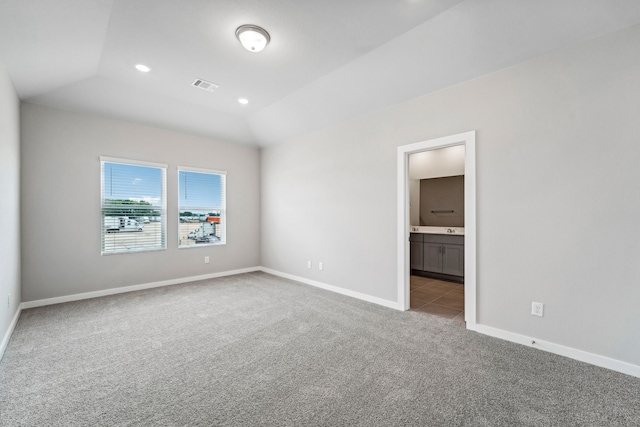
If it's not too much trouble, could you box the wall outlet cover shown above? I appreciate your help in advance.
[532,302,544,317]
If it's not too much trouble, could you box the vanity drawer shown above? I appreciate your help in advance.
[422,234,464,245]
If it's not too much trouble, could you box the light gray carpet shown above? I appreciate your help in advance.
[1,272,639,426]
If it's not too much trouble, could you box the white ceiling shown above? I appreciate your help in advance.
[1,0,640,147]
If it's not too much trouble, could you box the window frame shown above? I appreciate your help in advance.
[177,165,227,249]
[100,156,167,255]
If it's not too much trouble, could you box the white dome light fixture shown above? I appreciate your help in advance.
[235,24,270,53]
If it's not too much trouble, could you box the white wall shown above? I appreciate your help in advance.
[0,59,20,348]
[261,24,640,367]
[20,104,260,302]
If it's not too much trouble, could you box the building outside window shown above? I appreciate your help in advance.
[178,167,226,248]
[101,157,167,254]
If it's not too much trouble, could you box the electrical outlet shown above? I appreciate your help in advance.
[318,262,323,271]
[307,260,312,269]
[204,256,210,264]
[532,302,544,317]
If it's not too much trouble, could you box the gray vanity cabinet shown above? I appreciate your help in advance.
[441,243,464,276]
[409,233,423,270]
[423,243,442,273]
[413,234,464,278]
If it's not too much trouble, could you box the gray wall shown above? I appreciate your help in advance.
[20,104,260,302]
[0,60,20,345]
[261,24,640,366]
[420,176,464,227]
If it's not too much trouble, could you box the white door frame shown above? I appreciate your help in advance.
[396,131,476,327]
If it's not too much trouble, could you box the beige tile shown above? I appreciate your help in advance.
[446,290,464,299]
[427,281,460,292]
[410,299,428,309]
[431,293,464,310]
[411,288,446,302]
[452,311,466,324]
[410,276,431,285]
[410,281,426,291]
[414,303,462,319]
[410,292,437,305]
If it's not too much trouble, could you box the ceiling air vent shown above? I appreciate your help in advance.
[191,78,219,92]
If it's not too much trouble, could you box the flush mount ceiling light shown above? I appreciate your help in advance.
[238,98,249,105]
[235,24,270,52]
[135,64,151,72]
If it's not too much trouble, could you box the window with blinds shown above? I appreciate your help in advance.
[101,157,167,255]
[178,167,226,248]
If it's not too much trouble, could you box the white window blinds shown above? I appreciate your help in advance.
[101,158,167,254]
[178,167,226,248]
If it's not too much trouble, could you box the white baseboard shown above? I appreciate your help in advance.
[1,305,22,360]
[260,267,403,311]
[21,267,261,309]
[468,323,640,379]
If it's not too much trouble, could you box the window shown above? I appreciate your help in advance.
[101,157,167,254]
[178,167,226,248]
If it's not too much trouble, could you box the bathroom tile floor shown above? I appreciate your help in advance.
[410,275,465,323]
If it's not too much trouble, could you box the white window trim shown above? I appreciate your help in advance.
[177,166,227,249]
[178,164,227,176]
[101,157,167,255]
[100,156,167,169]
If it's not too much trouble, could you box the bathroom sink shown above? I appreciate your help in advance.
[410,226,465,235]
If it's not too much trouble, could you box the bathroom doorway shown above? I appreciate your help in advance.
[409,147,465,321]
[396,131,476,328]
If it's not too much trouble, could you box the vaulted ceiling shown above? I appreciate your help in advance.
[2,1,640,147]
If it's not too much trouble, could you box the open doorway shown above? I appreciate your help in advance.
[397,131,476,328]
[409,147,465,320]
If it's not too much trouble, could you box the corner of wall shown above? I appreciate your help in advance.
[0,58,22,361]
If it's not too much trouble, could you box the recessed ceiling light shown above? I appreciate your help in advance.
[238,98,249,105]
[235,25,270,53]
[135,64,151,73]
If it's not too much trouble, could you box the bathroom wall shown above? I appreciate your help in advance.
[419,175,464,226]
[409,146,465,226]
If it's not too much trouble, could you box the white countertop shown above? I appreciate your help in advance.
[410,226,465,235]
